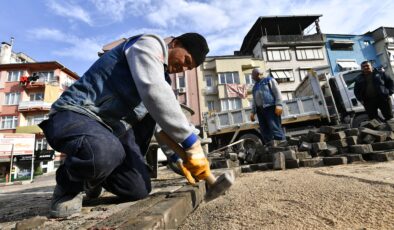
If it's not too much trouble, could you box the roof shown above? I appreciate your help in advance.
[0,61,79,79]
[240,15,322,54]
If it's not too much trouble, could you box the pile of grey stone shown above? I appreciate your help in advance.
[211,119,394,173]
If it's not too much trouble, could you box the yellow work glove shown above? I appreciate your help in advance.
[176,160,196,185]
[274,105,283,116]
[250,113,255,122]
[182,141,211,181]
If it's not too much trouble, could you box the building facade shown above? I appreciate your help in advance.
[370,27,394,78]
[0,41,79,181]
[325,34,380,75]
[197,55,265,115]
[239,15,330,99]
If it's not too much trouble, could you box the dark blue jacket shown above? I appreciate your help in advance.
[354,69,394,102]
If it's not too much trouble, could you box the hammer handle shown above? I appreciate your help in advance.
[156,131,216,186]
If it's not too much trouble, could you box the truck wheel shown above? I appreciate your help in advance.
[239,133,262,153]
[351,114,369,128]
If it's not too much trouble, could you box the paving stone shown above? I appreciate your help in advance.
[249,163,271,171]
[328,131,346,141]
[360,119,381,129]
[210,158,239,169]
[327,139,348,148]
[311,133,326,142]
[370,151,394,162]
[337,147,348,155]
[385,131,394,141]
[360,128,387,142]
[345,128,359,137]
[280,150,297,160]
[322,146,338,156]
[319,126,336,134]
[285,159,299,169]
[312,142,328,153]
[339,154,365,163]
[323,156,347,166]
[268,146,288,153]
[387,120,394,131]
[241,165,253,173]
[362,134,376,144]
[287,137,301,146]
[346,136,358,145]
[300,135,311,143]
[299,142,312,151]
[15,216,47,230]
[295,151,312,160]
[273,152,285,170]
[299,157,324,167]
[371,141,394,151]
[349,144,373,154]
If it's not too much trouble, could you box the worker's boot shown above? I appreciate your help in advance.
[84,181,104,199]
[49,185,83,218]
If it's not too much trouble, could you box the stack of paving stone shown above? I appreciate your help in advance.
[241,119,394,173]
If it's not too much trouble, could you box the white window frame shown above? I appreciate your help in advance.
[5,92,20,105]
[205,75,213,87]
[207,100,215,111]
[271,69,295,83]
[177,76,185,88]
[220,98,242,111]
[299,69,310,81]
[218,72,240,84]
[26,114,49,126]
[0,116,18,129]
[267,49,291,61]
[7,70,24,82]
[29,92,44,101]
[35,138,48,150]
[296,48,324,60]
[244,73,254,85]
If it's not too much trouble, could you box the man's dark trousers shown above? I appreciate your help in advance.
[363,96,393,121]
[39,110,155,200]
[256,106,285,143]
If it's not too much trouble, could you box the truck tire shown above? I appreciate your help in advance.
[351,113,369,128]
[238,133,262,153]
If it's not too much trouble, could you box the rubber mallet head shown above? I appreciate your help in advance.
[204,171,234,202]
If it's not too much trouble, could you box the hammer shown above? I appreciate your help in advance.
[156,131,234,202]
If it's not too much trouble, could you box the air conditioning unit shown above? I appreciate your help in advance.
[178,87,186,93]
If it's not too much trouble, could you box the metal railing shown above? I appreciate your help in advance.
[265,34,323,43]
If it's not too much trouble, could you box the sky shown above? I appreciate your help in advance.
[0,0,393,76]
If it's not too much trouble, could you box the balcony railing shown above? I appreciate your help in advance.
[202,87,218,95]
[18,101,51,111]
[264,34,324,44]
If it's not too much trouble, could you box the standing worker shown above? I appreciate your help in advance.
[39,33,210,218]
[249,68,285,145]
[354,61,394,121]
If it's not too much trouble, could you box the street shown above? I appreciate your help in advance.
[180,161,394,229]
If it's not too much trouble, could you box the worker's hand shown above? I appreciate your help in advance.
[177,162,196,185]
[274,105,283,116]
[183,141,211,181]
[250,113,255,122]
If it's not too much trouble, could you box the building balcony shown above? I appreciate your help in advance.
[15,125,42,134]
[202,87,218,95]
[263,34,324,45]
[23,80,59,91]
[18,101,51,112]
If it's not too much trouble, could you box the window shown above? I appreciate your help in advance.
[36,138,48,150]
[342,70,362,90]
[299,69,310,81]
[337,60,359,71]
[244,73,254,85]
[26,114,48,126]
[7,70,24,81]
[29,92,44,101]
[205,75,213,87]
[282,91,293,100]
[218,72,240,84]
[5,92,20,105]
[296,48,324,60]
[178,76,185,88]
[271,70,295,83]
[207,101,215,111]
[363,40,371,46]
[0,116,18,129]
[267,49,290,61]
[220,98,242,111]
[32,71,55,82]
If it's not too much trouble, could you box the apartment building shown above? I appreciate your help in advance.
[239,15,330,99]
[325,34,380,75]
[0,42,79,179]
[370,27,394,78]
[197,55,264,116]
